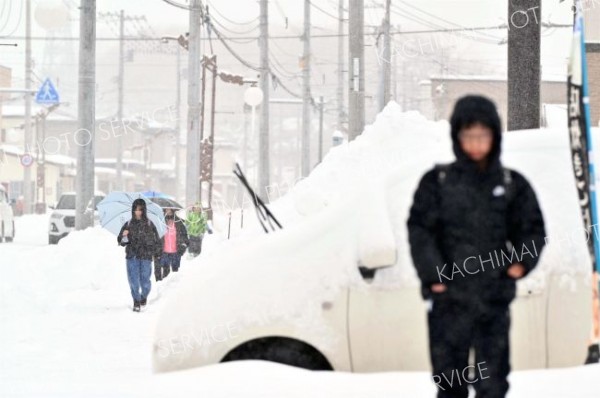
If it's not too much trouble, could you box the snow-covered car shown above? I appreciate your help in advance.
[48,192,105,244]
[0,185,15,243]
[152,108,594,374]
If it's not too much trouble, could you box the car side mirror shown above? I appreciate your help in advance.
[358,248,397,282]
[358,263,395,282]
[49,205,55,210]
[359,266,377,281]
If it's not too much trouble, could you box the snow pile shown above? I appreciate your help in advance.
[218,102,594,287]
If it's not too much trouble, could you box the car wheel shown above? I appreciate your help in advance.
[5,221,14,242]
[221,337,333,371]
[48,235,59,245]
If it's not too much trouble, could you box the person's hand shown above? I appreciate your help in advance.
[507,263,526,279]
[123,230,129,236]
[431,283,447,293]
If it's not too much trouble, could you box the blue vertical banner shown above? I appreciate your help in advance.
[568,2,600,273]
[568,0,600,362]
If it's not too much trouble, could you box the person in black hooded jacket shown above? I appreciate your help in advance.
[407,95,546,398]
[117,198,162,312]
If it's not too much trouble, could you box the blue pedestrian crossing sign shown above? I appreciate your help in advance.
[35,78,60,104]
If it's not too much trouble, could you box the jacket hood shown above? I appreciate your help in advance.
[450,95,502,172]
[131,198,148,220]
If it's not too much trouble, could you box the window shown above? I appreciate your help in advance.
[56,195,76,210]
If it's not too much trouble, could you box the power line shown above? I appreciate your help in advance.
[207,19,261,71]
[272,74,304,99]
[161,0,191,11]
[390,3,501,45]
[4,23,571,43]
[206,0,258,26]
[0,0,12,36]
[269,48,297,78]
[209,14,260,36]
[207,16,309,102]
[308,0,341,21]
[397,0,502,41]
[0,0,23,39]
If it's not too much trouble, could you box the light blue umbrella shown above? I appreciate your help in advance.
[97,191,167,237]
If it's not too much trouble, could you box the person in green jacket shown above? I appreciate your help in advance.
[185,203,210,257]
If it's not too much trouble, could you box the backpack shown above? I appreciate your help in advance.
[435,163,514,203]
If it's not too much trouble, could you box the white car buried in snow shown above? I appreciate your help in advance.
[152,108,594,374]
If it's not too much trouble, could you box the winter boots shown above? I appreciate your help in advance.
[585,344,599,364]
[133,297,147,312]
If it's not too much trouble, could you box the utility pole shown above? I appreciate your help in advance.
[98,10,150,191]
[507,0,541,130]
[348,0,364,141]
[318,95,324,163]
[301,0,311,177]
[23,0,32,214]
[337,0,345,131]
[377,0,391,111]
[186,0,202,205]
[259,0,270,198]
[392,38,397,102]
[175,45,181,202]
[116,9,124,191]
[75,0,96,230]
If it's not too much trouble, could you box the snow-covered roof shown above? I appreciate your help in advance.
[1,105,76,120]
[95,158,145,166]
[58,191,107,196]
[94,167,136,178]
[148,163,175,171]
[0,144,75,166]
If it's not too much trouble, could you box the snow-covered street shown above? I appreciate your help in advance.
[1,1,600,396]
[0,214,598,397]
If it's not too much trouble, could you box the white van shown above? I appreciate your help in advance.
[151,119,595,374]
[0,185,15,242]
[48,191,105,244]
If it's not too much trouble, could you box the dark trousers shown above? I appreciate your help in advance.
[188,235,203,256]
[154,253,180,281]
[154,257,168,281]
[428,298,510,398]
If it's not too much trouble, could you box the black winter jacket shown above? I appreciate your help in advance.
[407,120,546,303]
[117,217,162,260]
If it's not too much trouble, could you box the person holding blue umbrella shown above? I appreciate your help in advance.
[117,198,162,312]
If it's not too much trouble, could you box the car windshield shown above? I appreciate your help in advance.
[56,195,76,210]
[88,195,104,210]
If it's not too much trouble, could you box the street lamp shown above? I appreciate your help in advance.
[34,1,70,30]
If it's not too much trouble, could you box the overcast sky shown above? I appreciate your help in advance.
[0,0,584,109]
[0,0,577,73]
